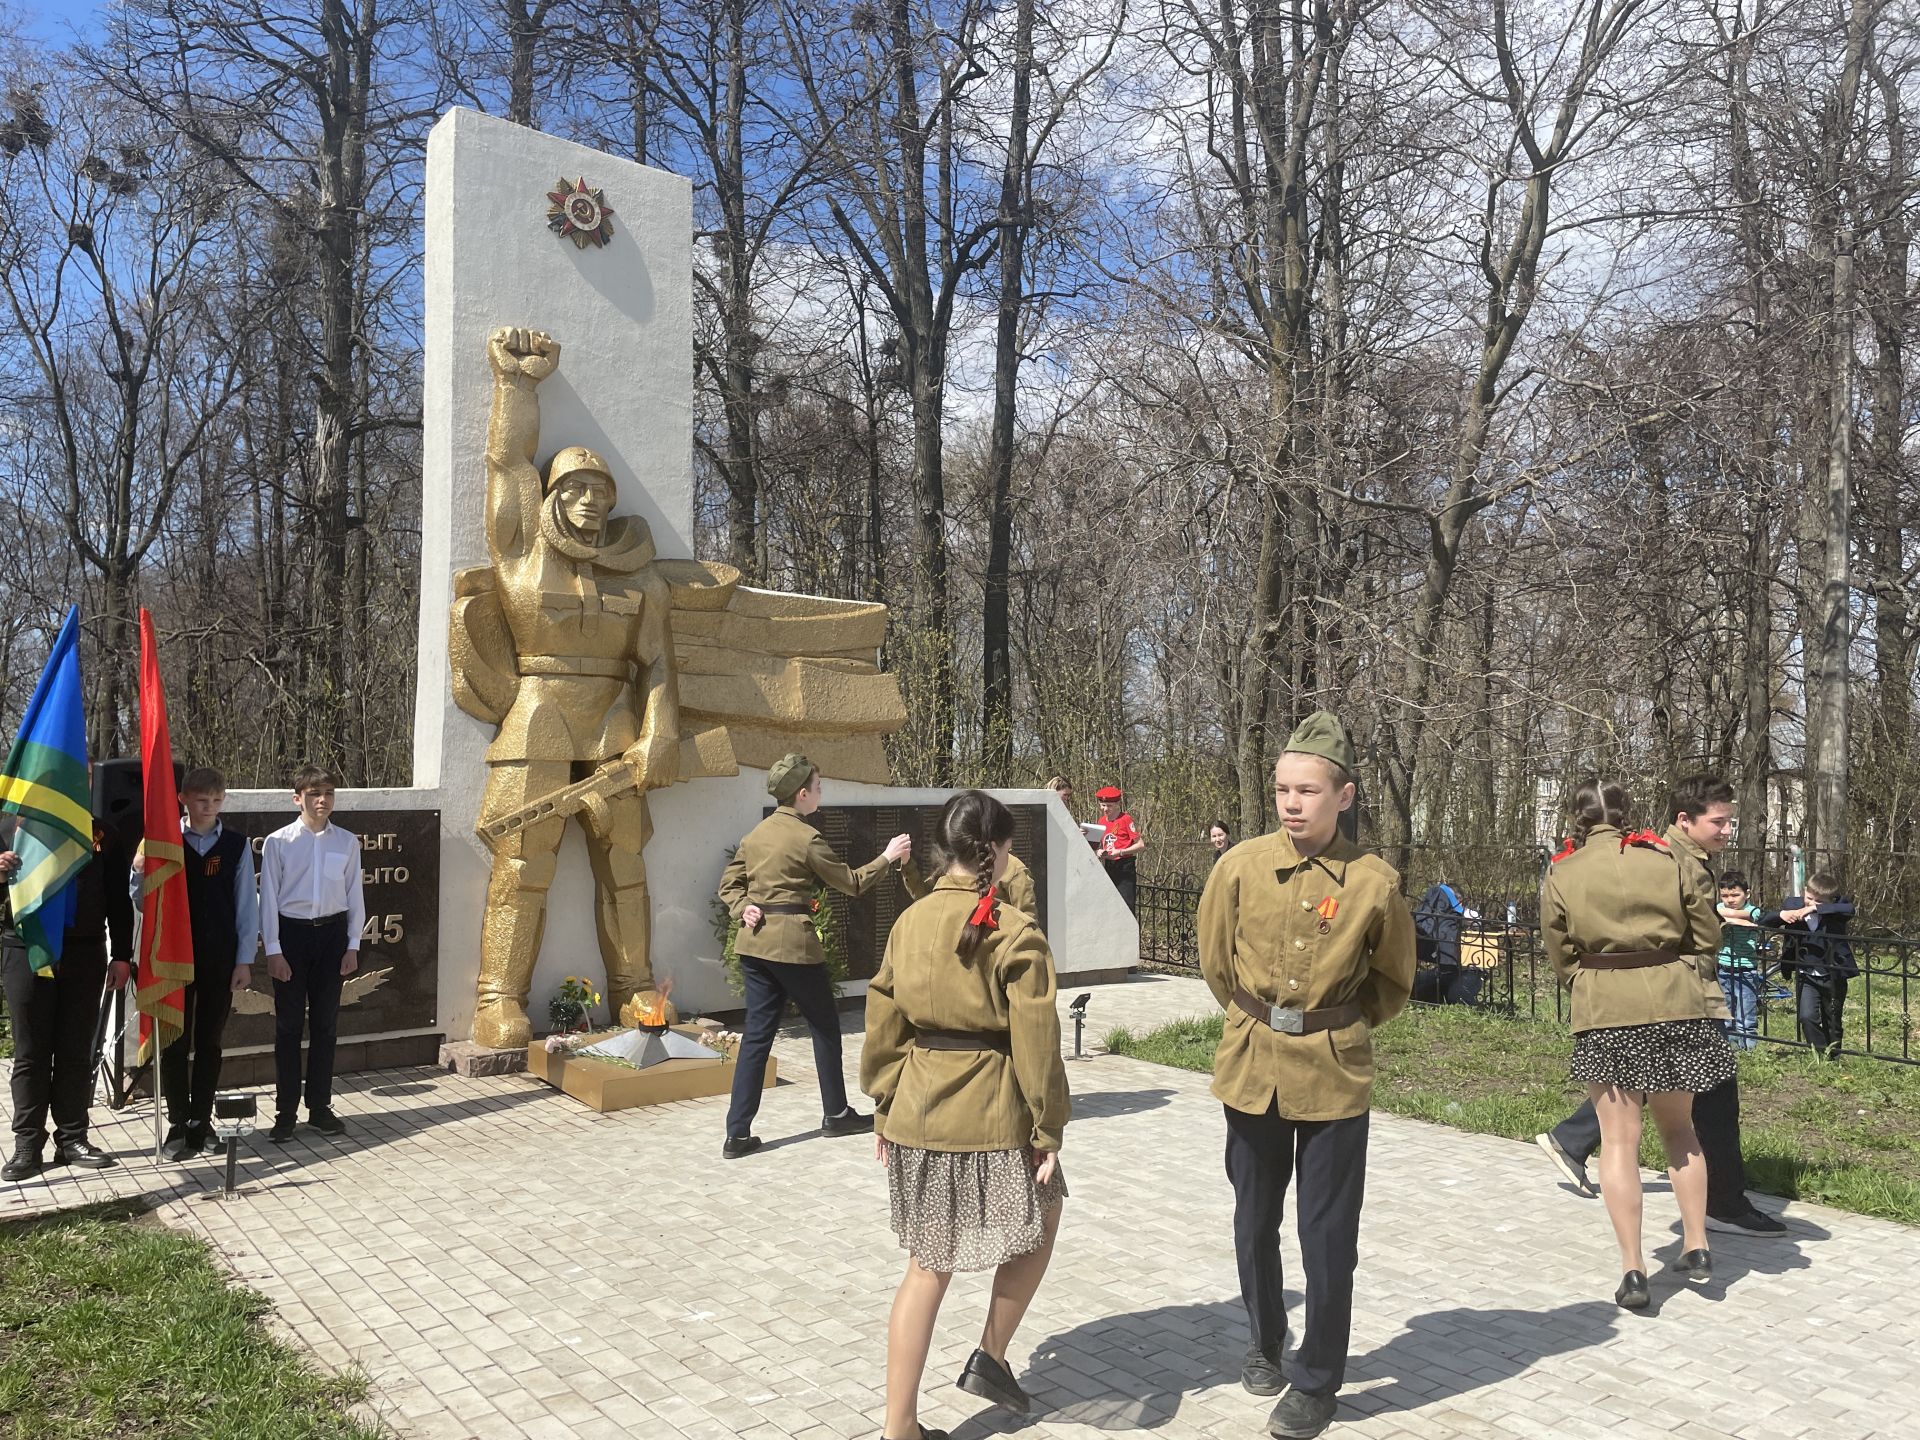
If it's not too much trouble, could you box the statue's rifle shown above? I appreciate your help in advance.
[479,761,637,842]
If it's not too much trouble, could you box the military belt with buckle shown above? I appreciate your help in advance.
[1232,985,1363,1035]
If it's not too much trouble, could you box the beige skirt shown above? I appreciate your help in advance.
[885,1141,1067,1273]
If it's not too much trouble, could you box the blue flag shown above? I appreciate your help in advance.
[1,607,92,974]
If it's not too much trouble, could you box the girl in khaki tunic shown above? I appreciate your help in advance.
[1540,778,1734,1310]
[862,791,1071,1440]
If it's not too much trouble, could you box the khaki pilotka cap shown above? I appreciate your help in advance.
[767,752,815,804]
[1282,710,1356,777]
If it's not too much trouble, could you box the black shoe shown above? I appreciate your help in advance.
[1706,1207,1787,1238]
[1534,1132,1596,1197]
[1615,1270,1650,1310]
[53,1140,115,1169]
[269,1116,297,1144]
[1268,1384,1337,1439]
[164,1126,207,1162]
[956,1347,1030,1414]
[881,1429,949,1440]
[308,1110,347,1137]
[1241,1344,1285,1397]
[722,1134,763,1159]
[2,1146,43,1182]
[1673,1248,1712,1282]
[822,1107,875,1138]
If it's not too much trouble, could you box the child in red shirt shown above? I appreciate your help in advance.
[1094,785,1144,914]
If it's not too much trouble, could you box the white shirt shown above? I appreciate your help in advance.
[259,819,366,954]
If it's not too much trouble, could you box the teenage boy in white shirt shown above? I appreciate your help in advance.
[259,764,366,1142]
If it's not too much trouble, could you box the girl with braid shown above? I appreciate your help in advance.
[1540,777,1732,1310]
[862,790,1072,1440]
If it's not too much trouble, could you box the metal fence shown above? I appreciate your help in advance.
[1146,842,1920,933]
[1136,876,1920,1066]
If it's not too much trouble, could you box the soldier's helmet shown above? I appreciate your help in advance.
[545,445,616,496]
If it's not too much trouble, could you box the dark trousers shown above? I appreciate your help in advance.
[1796,976,1846,1057]
[1224,1102,1369,1397]
[160,958,235,1131]
[725,956,849,1137]
[3,945,107,1150]
[272,916,347,1120]
[1550,1073,1748,1217]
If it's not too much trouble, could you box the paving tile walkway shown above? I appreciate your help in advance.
[6,972,1919,1440]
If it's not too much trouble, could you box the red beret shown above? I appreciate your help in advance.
[1095,785,1123,801]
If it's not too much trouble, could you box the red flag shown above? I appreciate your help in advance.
[134,610,194,1063]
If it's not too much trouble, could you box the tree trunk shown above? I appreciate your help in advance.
[93,567,133,760]
[1229,0,1334,840]
[1724,0,1779,868]
[981,0,1034,779]
[1379,0,1639,855]
[716,0,758,576]
[505,0,556,127]
[304,0,374,770]
[888,0,954,779]
[1864,58,1913,799]
[617,1,656,163]
[1237,488,1292,839]
[1804,0,1872,864]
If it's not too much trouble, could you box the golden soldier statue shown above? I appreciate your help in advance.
[459,327,676,1047]
[450,325,909,1051]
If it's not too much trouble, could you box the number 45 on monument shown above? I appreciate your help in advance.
[360,914,405,946]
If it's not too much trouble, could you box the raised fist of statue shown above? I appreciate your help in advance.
[488,326,559,383]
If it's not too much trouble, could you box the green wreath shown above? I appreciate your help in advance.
[711,845,848,1000]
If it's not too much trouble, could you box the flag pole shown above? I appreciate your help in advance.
[145,902,162,1163]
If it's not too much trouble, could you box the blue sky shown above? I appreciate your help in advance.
[19,0,105,43]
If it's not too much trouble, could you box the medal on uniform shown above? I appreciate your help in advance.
[1316,896,1338,934]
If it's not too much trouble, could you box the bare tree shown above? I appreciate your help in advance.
[101,0,433,779]
[775,0,1015,780]
[1374,0,1654,853]
[0,71,250,754]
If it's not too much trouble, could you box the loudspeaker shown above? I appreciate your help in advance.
[91,756,187,855]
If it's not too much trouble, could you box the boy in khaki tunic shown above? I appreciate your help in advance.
[716,753,910,1158]
[1198,712,1415,1440]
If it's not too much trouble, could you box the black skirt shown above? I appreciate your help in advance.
[1570,1019,1736,1093]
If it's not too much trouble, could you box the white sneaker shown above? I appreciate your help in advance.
[1535,1132,1596,1197]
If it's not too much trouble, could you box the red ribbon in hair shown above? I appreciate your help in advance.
[969,885,999,931]
[1550,837,1576,863]
[1620,830,1669,852]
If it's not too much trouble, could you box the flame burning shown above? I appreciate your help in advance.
[640,977,675,1028]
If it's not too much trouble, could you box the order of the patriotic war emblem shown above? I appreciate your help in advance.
[546,177,615,249]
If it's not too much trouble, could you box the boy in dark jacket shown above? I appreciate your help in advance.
[158,769,259,1160]
[1760,872,1856,1059]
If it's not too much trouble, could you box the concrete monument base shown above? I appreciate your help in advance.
[438,1040,529,1077]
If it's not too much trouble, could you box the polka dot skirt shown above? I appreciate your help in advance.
[886,1143,1067,1273]
[1570,1018,1737,1093]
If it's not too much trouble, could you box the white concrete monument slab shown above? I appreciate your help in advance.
[222,108,1138,1069]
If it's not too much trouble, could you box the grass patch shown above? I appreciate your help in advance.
[1105,1006,1920,1227]
[0,1199,389,1439]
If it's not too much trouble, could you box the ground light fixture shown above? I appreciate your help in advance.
[1069,993,1092,1059]
[210,1092,257,1196]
